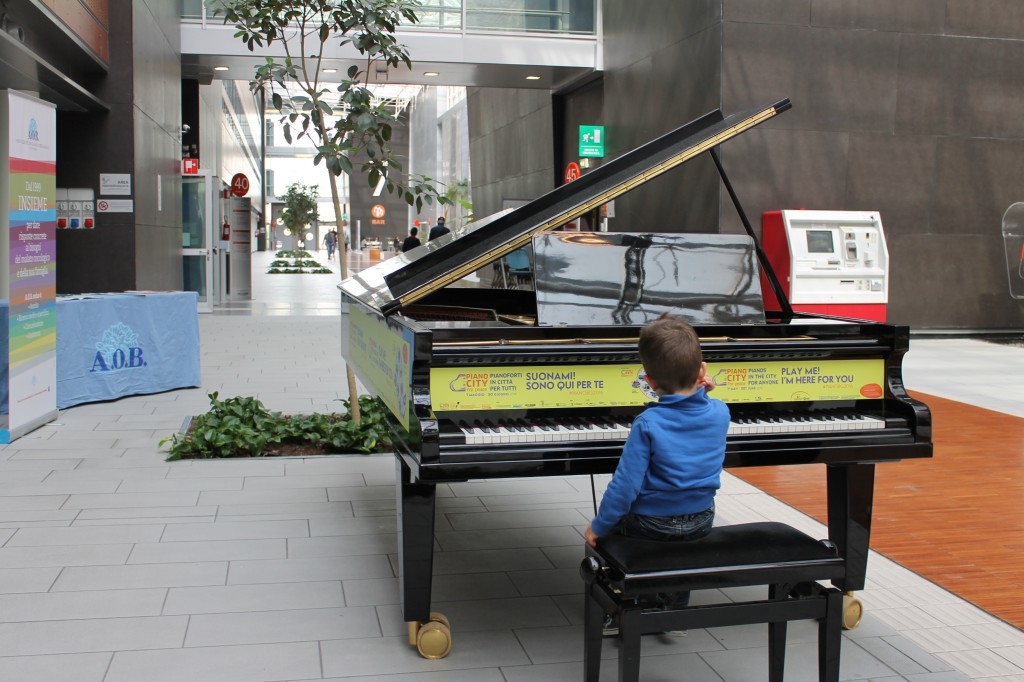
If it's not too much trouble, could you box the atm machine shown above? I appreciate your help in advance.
[762,209,890,322]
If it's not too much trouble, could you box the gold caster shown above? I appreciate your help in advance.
[842,591,863,630]
[407,612,452,659]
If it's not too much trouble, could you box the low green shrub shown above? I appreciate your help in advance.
[160,393,393,460]
[267,256,329,274]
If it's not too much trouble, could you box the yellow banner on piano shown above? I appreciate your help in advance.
[429,359,885,411]
[707,359,885,403]
[349,305,413,427]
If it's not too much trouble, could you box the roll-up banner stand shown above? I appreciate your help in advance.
[0,90,58,443]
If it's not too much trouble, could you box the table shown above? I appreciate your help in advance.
[0,292,201,411]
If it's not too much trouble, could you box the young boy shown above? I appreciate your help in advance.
[585,313,730,626]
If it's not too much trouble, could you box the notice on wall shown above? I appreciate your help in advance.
[2,90,58,442]
[96,199,133,213]
[99,173,131,196]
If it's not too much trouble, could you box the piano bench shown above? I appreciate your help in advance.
[579,522,846,682]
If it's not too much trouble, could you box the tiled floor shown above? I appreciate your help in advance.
[0,249,1020,681]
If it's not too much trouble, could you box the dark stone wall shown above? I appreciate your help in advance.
[55,0,182,294]
[55,2,137,294]
[131,0,183,291]
[598,0,723,234]
[466,88,555,218]
[468,1,724,233]
[720,0,1024,328]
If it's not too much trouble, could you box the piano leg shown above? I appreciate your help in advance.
[826,463,874,629]
[396,458,452,658]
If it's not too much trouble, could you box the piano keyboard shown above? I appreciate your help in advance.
[456,417,631,445]
[454,411,886,446]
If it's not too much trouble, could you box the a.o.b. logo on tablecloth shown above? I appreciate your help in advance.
[90,322,147,373]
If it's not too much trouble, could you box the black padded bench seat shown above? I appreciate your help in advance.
[580,522,846,682]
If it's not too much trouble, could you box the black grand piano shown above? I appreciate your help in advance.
[338,99,932,659]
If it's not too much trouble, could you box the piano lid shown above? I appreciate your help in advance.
[339,98,791,316]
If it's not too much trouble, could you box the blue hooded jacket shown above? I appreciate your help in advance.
[591,389,730,536]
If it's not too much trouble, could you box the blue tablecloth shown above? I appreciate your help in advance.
[1,292,201,411]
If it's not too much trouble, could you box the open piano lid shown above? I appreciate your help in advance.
[339,98,791,316]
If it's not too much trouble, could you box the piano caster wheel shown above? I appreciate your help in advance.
[842,591,863,630]
[408,613,453,659]
[416,621,452,659]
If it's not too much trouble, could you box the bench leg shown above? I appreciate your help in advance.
[583,586,603,682]
[768,584,787,682]
[618,608,642,682]
[820,588,843,682]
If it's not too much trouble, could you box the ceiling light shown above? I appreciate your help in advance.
[213,66,229,72]
[525,75,541,80]
[423,71,439,77]
[324,68,338,74]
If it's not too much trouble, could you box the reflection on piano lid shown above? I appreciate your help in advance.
[339,99,791,316]
[338,207,515,312]
[533,231,765,326]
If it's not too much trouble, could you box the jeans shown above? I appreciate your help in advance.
[614,505,715,609]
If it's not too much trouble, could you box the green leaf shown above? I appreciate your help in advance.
[355,112,375,131]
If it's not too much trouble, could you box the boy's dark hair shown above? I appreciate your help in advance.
[638,313,702,392]
[410,227,418,236]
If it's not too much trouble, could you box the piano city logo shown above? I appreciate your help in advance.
[631,369,659,400]
[90,323,148,373]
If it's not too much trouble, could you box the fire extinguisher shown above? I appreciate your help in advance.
[222,220,231,241]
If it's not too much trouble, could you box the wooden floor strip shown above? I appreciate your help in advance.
[733,391,1024,628]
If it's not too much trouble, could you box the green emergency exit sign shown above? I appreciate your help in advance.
[579,125,605,158]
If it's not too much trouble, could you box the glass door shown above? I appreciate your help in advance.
[182,171,214,313]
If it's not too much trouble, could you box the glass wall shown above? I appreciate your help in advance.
[182,0,204,20]
[184,0,596,35]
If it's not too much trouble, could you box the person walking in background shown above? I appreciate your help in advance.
[323,229,338,261]
[428,216,450,241]
[401,226,421,253]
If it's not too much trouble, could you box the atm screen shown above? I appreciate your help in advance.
[806,230,834,254]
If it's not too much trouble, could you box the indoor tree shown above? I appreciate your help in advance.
[213,0,448,422]
[280,181,319,249]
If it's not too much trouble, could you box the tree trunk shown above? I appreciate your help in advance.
[324,145,361,424]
